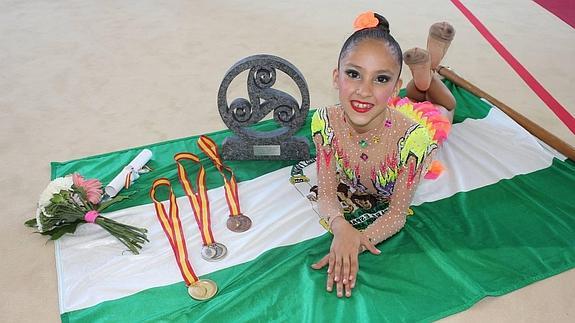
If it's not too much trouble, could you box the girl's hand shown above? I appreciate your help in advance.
[311,217,381,297]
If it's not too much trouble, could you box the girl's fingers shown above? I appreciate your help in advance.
[326,271,334,292]
[336,280,344,298]
[311,254,329,270]
[361,237,381,255]
[349,254,358,288]
[327,252,335,292]
[345,279,352,297]
[327,252,335,274]
[342,255,350,285]
[333,253,342,283]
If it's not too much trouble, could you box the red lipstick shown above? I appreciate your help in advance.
[350,100,373,113]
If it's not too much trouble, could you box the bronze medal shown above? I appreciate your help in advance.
[188,279,218,300]
[226,214,252,233]
[201,242,227,261]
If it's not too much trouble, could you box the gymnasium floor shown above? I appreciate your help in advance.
[1,0,573,321]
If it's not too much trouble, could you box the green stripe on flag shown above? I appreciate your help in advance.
[445,79,491,123]
[60,158,575,323]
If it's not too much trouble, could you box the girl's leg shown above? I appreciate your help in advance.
[403,48,432,92]
[404,52,454,110]
[403,21,456,122]
[425,74,456,111]
[427,79,455,123]
[405,79,426,102]
[407,74,455,123]
[427,22,456,71]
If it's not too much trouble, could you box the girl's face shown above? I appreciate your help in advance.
[334,39,402,134]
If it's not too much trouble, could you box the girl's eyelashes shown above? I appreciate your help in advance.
[344,69,391,84]
[345,69,360,79]
[376,75,391,83]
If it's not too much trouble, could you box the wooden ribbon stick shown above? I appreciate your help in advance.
[437,65,575,161]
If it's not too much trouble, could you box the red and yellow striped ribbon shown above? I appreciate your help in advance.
[197,135,242,217]
[150,178,199,285]
[124,169,132,189]
[174,152,216,246]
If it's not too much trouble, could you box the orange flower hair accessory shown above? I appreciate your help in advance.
[353,11,379,31]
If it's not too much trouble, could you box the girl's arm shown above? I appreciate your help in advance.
[312,133,380,298]
[313,134,344,228]
[363,156,426,245]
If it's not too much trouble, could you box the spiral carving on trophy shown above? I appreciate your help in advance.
[217,55,311,160]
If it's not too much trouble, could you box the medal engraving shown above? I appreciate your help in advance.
[226,214,252,233]
[188,279,218,300]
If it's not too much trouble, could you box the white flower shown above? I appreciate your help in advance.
[38,175,74,208]
[40,206,53,218]
[35,207,44,233]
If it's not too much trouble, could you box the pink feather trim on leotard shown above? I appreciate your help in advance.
[388,97,452,179]
[388,97,451,144]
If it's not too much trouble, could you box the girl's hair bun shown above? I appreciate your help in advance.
[352,11,390,33]
[374,13,390,33]
[341,11,402,75]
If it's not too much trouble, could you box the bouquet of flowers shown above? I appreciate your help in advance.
[25,173,148,254]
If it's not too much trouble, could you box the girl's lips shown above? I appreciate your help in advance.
[351,100,373,113]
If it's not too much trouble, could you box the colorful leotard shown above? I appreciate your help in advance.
[311,98,450,244]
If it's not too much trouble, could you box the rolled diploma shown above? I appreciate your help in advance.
[105,149,153,197]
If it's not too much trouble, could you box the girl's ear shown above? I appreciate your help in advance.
[395,78,403,93]
[332,68,339,89]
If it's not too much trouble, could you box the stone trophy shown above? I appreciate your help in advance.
[217,54,311,160]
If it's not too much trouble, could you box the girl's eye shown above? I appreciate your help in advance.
[345,69,360,79]
[376,75,391,83]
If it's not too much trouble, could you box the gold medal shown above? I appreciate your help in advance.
[151,179,219,302]
[188,279,218,300]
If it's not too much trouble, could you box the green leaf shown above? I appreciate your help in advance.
[24,218,38,227]
[53,226,78,239]
[74,185,88,200]
[51,194,65,204]
[97,191,137,212]
[45,222,81,240]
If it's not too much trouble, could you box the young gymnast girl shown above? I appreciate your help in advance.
[310,11,456,298]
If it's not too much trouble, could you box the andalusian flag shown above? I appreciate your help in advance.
[52,81,575,322]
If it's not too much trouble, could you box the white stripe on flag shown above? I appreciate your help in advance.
[412,107,564,205]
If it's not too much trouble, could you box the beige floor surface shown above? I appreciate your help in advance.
[1,0,574,322]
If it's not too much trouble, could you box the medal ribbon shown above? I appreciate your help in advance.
[124,167,133,189]
[197,135,242,217]
[150,178,199,285]
[174,152,216,246]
